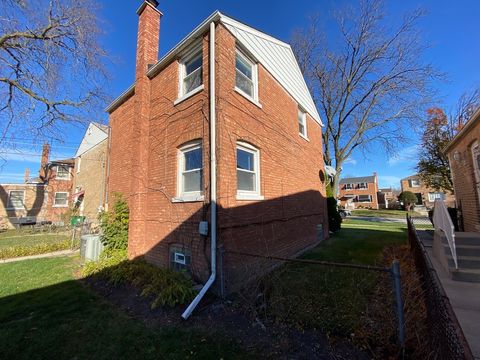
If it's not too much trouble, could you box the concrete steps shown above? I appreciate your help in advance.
[434,231,480,283]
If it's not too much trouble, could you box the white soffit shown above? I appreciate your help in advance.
[220,15,322,125]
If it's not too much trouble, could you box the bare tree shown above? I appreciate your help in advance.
[0,0,108,145]
[292,0,440,194]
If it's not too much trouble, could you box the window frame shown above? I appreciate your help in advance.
[53,191,69,208]
[177,44,203,102]
[174,140,204,202]
[428,192,445,202]
[410,179,420,187]
[234,48,259,105]
[345,183,353,190]
[169,245,192,273]
[56,165,70,180]
[7,190,25,210]
[358,182,368,189]
[357,194,372,203]
[298,107,308,139]
[236,141,263,200]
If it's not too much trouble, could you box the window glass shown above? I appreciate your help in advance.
[54,192,68,206]
[237,145,259,194]
[179,143,203,195]
[298,110,307,137]
[57,165,69,179]
[235,52,254,97]
[8,191,24,208]
[237,149,254,171]
[170,246,191,273]
[183,52,202,95]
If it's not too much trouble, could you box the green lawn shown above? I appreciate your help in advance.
[0,231,69,249]
[0,256,247,360]
[266,219,407,336]
[351,209,421,218]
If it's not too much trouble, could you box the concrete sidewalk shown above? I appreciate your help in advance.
[425,245,480,359]
[0,249,79,264]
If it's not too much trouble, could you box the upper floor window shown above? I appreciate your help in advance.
[56,165,70,180]
[177,141,203,199]
[409,179,420,187]
[298,108,308,138]
[358,182,368,189]
[179,48,203,97]
[7,190,25,209]
[357,195,372,202]
[235,49,258,102]
[54,192,69,207]
[236,142,262,200]
[345,183,353,190]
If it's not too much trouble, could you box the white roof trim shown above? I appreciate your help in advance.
[105,84,135,113]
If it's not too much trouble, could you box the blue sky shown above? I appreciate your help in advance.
[1,0,479,189]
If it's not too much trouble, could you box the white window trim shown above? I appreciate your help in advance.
[56,165,71,180]
[172,141,204,203]
[7,190,25,210]
[77,157,81,174]
[236,142,263,201]
[410,179,420,187]
[234,48,260,106]
[174,252,186,265]
[176,44,203,103]
[428,192,445,202]
[298,108,308,140]
[357,195,372,202]
[345,183,353,190]
[358,182,368,189]
[53,191,69,208]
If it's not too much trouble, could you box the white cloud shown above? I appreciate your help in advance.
[387,145,419,166]
[344,157,357,165]
[378,175,401,188]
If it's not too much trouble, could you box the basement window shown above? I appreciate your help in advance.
[235,49,258,103]
[179,47,203,98]
[7,190,25,210]
[170,246,191,273]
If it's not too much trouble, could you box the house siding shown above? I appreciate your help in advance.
[446,119,480,232]
[107,17,328,290]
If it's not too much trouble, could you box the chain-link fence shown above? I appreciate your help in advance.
[219,248,406,355]
[407,216,474,360]
[410,216,434,230]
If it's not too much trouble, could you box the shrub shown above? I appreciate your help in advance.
[326,183,342,232]
[83,253,195,308]
[398,191,417,210]
[0,240,71,259]
[98,194,129,252]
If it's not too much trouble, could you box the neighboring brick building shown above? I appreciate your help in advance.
[106,1,328,292]
[73,122,109,224]
[338,173,379,209]
[378,187,400,209]
[0,144,75,228]
[400,174,455,209]
[445,107,480,232]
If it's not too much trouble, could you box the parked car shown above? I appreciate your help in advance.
[339,209,352,219]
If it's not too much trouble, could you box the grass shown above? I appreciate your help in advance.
[0,256,248,359]
[266,219,407,336]
[351,209,421,218]
[0,229,72,259]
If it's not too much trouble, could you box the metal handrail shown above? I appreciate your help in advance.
[433,199,457,269]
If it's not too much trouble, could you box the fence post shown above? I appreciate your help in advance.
[219,246,225,299]
[392,259,406,349]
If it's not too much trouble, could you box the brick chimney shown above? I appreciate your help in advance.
[24,168,30,183]
[129,1,162,258]
[39,143,50,180]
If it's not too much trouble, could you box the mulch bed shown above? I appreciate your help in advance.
[84,276,369,360]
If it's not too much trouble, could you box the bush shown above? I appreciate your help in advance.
[83,252,195,308]
[98,194,129,252]
[398,191,417,210]
[326,183,342,232]
[0,240,71,259]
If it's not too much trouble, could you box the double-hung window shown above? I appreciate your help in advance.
[358,182,368,189]
[179,48,203,97]
[345,183,353,190]
[236,142,262,200]
[56,165,70,180]
[235,49,258,102]
[298,108,307,138]
[176,141,203,201]
[54,192,69,207]
[8,190,25,209]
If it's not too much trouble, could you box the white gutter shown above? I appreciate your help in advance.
[182,21,217,320]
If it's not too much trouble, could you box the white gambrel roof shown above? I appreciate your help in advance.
[75,122,109,158]
[220,15,322,125]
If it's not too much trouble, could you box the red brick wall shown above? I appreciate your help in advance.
[43,165,74,223]
[447,120,480,232]
[107,21,328,287]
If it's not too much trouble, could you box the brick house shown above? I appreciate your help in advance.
[445,107,480,232]
[378,187,400,209]
[106,0,328,306]
[400,174,455,209]
[72,122,109,224]
[338,173,379,209]
[0,144,75,228]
